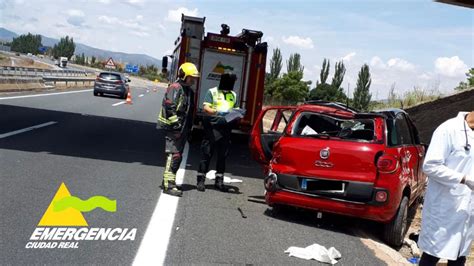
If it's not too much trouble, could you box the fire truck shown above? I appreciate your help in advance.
[162,15,268,133]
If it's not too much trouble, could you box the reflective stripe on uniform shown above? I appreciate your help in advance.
[163,154,175,189]
[208,87,236,112]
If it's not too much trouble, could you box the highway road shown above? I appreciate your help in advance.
[0,84,388,265]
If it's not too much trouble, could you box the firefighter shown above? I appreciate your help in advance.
[157,62,199,197]
[196,72,238,192]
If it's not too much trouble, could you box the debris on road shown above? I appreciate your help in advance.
[403,238,421,258]
[206,170,243,183]
[237,207,247,219]
[284,243,341,264]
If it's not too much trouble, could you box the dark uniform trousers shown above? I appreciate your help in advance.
[198,117,232,176]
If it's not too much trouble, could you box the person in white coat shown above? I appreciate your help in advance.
[418,111,474,266]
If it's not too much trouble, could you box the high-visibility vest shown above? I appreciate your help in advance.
[207,87,236,112]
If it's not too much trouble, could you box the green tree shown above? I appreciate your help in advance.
[269,48,282,81]
[353,64,372,111]
[265,48,283,97]
[308,59,347,102]
[52,36,75,59]
[91,56,96,64]
[320,58,330,85]
[10,33,42,54]
[331,61,346,89]
[455,68,474,91]
[286,53,304,74]
[271,71,311,104]
[308,83,347,102]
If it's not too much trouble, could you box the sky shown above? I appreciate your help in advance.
[0,0,472,99]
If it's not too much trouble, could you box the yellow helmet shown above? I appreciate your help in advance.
[178,62,200,80]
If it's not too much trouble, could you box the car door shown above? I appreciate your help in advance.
[395,113,421,200]
[405,114,426,197]
[249,106,296,165]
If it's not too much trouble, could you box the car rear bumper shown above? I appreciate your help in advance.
[266,190,398,222]
[265,173,398,222]
[94,85,126,96]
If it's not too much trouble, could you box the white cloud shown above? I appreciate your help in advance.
[369,56,415,72]
[98,15,150,37]
[66,9,85,27]
[387,58,416,71]
[342,52,356,62]
[67,9,84,17]
[434,56,468,77]
[264,36,275,43]
[126,0,145,6]
[166,7,199,23]
[97,0,111,3]
[418,73,432,80]
[132,31,150,37]
[282,35,314,49]
[370,56,386,68]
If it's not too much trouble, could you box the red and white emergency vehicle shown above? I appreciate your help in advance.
[162,15,268,133]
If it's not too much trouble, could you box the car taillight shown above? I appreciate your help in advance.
[375,191,388,202]
[264,172,278,192]
[115,80,123,84]
[96,76,100,81]
[376,154,399,173]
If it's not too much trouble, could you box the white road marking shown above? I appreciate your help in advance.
[139,94,144,98]
[112,101,126,106]
[133,143,189,266]
[0,89,92,101]
[0,121,57,139]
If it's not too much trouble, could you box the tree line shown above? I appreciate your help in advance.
[10,33,76,60]
[264,48,373,111]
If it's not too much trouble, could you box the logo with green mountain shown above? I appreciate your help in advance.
[38,182,116,226]
[207,62,234,80]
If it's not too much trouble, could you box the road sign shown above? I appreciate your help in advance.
[38,46,48,53]
[125,64,139,74]
[105,58,116,69]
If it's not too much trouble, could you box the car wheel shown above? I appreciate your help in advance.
[93,91,98,96]
[383,196,408,247]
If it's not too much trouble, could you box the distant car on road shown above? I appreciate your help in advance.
[93,72,131,99]
[250,101,427,247]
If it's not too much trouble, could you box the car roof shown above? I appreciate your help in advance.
[296,101,358,118]
[295,101,405,119]
[99,71,122,75]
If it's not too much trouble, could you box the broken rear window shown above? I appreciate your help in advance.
[291,112,375,142]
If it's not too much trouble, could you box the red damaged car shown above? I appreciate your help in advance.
[249,101,426,247]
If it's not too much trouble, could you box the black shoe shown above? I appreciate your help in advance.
[162,186,183,197]
[163,181,183,197]
[197,175,205,192]
[214,175,229,192]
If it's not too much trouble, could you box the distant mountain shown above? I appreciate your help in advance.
[0,27,161,67]
[0,28,18,41]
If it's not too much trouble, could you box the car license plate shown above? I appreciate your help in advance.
[301,178,345,193]
[301,179,307,190]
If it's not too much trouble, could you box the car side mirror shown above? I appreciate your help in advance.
[127,78,131,82]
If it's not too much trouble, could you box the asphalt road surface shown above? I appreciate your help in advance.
[0,84,387,265]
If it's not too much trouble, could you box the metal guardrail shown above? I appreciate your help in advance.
[43,76,96,86]
[0,66,94,77]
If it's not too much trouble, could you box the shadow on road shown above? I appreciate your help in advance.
[0,104,165,167]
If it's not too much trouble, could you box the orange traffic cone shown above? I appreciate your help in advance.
[126,91,133,104]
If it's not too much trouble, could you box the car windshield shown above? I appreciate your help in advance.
[291,112,375,142]
[99,73,121,80]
